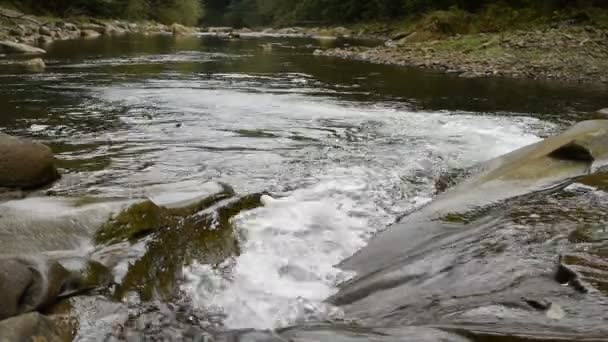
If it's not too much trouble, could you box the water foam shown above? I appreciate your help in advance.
[75,75,551,329]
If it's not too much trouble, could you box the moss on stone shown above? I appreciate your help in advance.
[569,225,608,244]
[441,212,471,224]
[95,200,168,245]
[112,193,264,301]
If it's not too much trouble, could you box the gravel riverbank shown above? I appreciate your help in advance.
[316,26,608,85]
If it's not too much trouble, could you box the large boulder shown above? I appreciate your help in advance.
[325,121,608,340]
[0,312,68,342]
[0,40,46,54]
[340,120,608,275]
[0,133,58,189]
[0,258,71,320]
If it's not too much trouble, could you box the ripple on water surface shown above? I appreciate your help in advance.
[63,75,549,329]
[9,68,553,330]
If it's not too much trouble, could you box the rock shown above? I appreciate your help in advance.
[208,26,233,34]
[333,26,351,37]
[17,35,38,46]
[38,35,54,45]
[79,23,105,33]
[19,57,46,72]
[54,32,71,41]
[0,40,46,54]
[568,224,608,243]
[9,26,25,36]
[339,120,608,278]
[105,24,126,36]
[459,71,481,78]
[0,133,58,189]
[39,25,52,36]
[81,29,101,39]
[391,31,412,41]
[171,23,195,36]
[0,313,67,342]
[0,196,131,255]
[593,108,608,119]
[58,22,78,32]
[546,303,566,320]
[94,185,264,301]
[0,258,72,320]
[95,200,167,245]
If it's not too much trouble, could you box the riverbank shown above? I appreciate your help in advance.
[0,6,199,55]
[315,25,608,85]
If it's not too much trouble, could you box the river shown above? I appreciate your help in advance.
[0,34,607,340]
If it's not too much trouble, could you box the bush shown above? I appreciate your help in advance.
[416,8,473,35]
[123,0,150,20]
[155,0,202,26]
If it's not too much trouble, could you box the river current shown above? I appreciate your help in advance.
[1,34,607,336]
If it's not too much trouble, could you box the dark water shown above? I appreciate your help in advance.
[0,34,607,340]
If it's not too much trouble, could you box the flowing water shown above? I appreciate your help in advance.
[1,34,607,339]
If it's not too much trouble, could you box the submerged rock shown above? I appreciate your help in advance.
[0,40,46,54]
[0,196,130,256]
[0,133,59,189]
[113,193,264,301]
[92,183,264,301]
[0,312,68,342]
[18,57,46,72]
[0,258,71,320]
[95,200,167,245]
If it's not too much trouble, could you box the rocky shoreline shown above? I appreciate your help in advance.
[315,26,608,86]
[0,6,205,72]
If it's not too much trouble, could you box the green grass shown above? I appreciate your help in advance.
[349,4,608,41]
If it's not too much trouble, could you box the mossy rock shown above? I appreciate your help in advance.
[115,193,264,301]
[561,253,608,295]
[95,184,235,245]
[569,225,608,243]
[95,200,167,244]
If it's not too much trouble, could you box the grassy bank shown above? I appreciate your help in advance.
[316,6,608,85]
[348,4,608,40]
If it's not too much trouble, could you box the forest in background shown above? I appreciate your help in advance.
[2,0,608,29]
